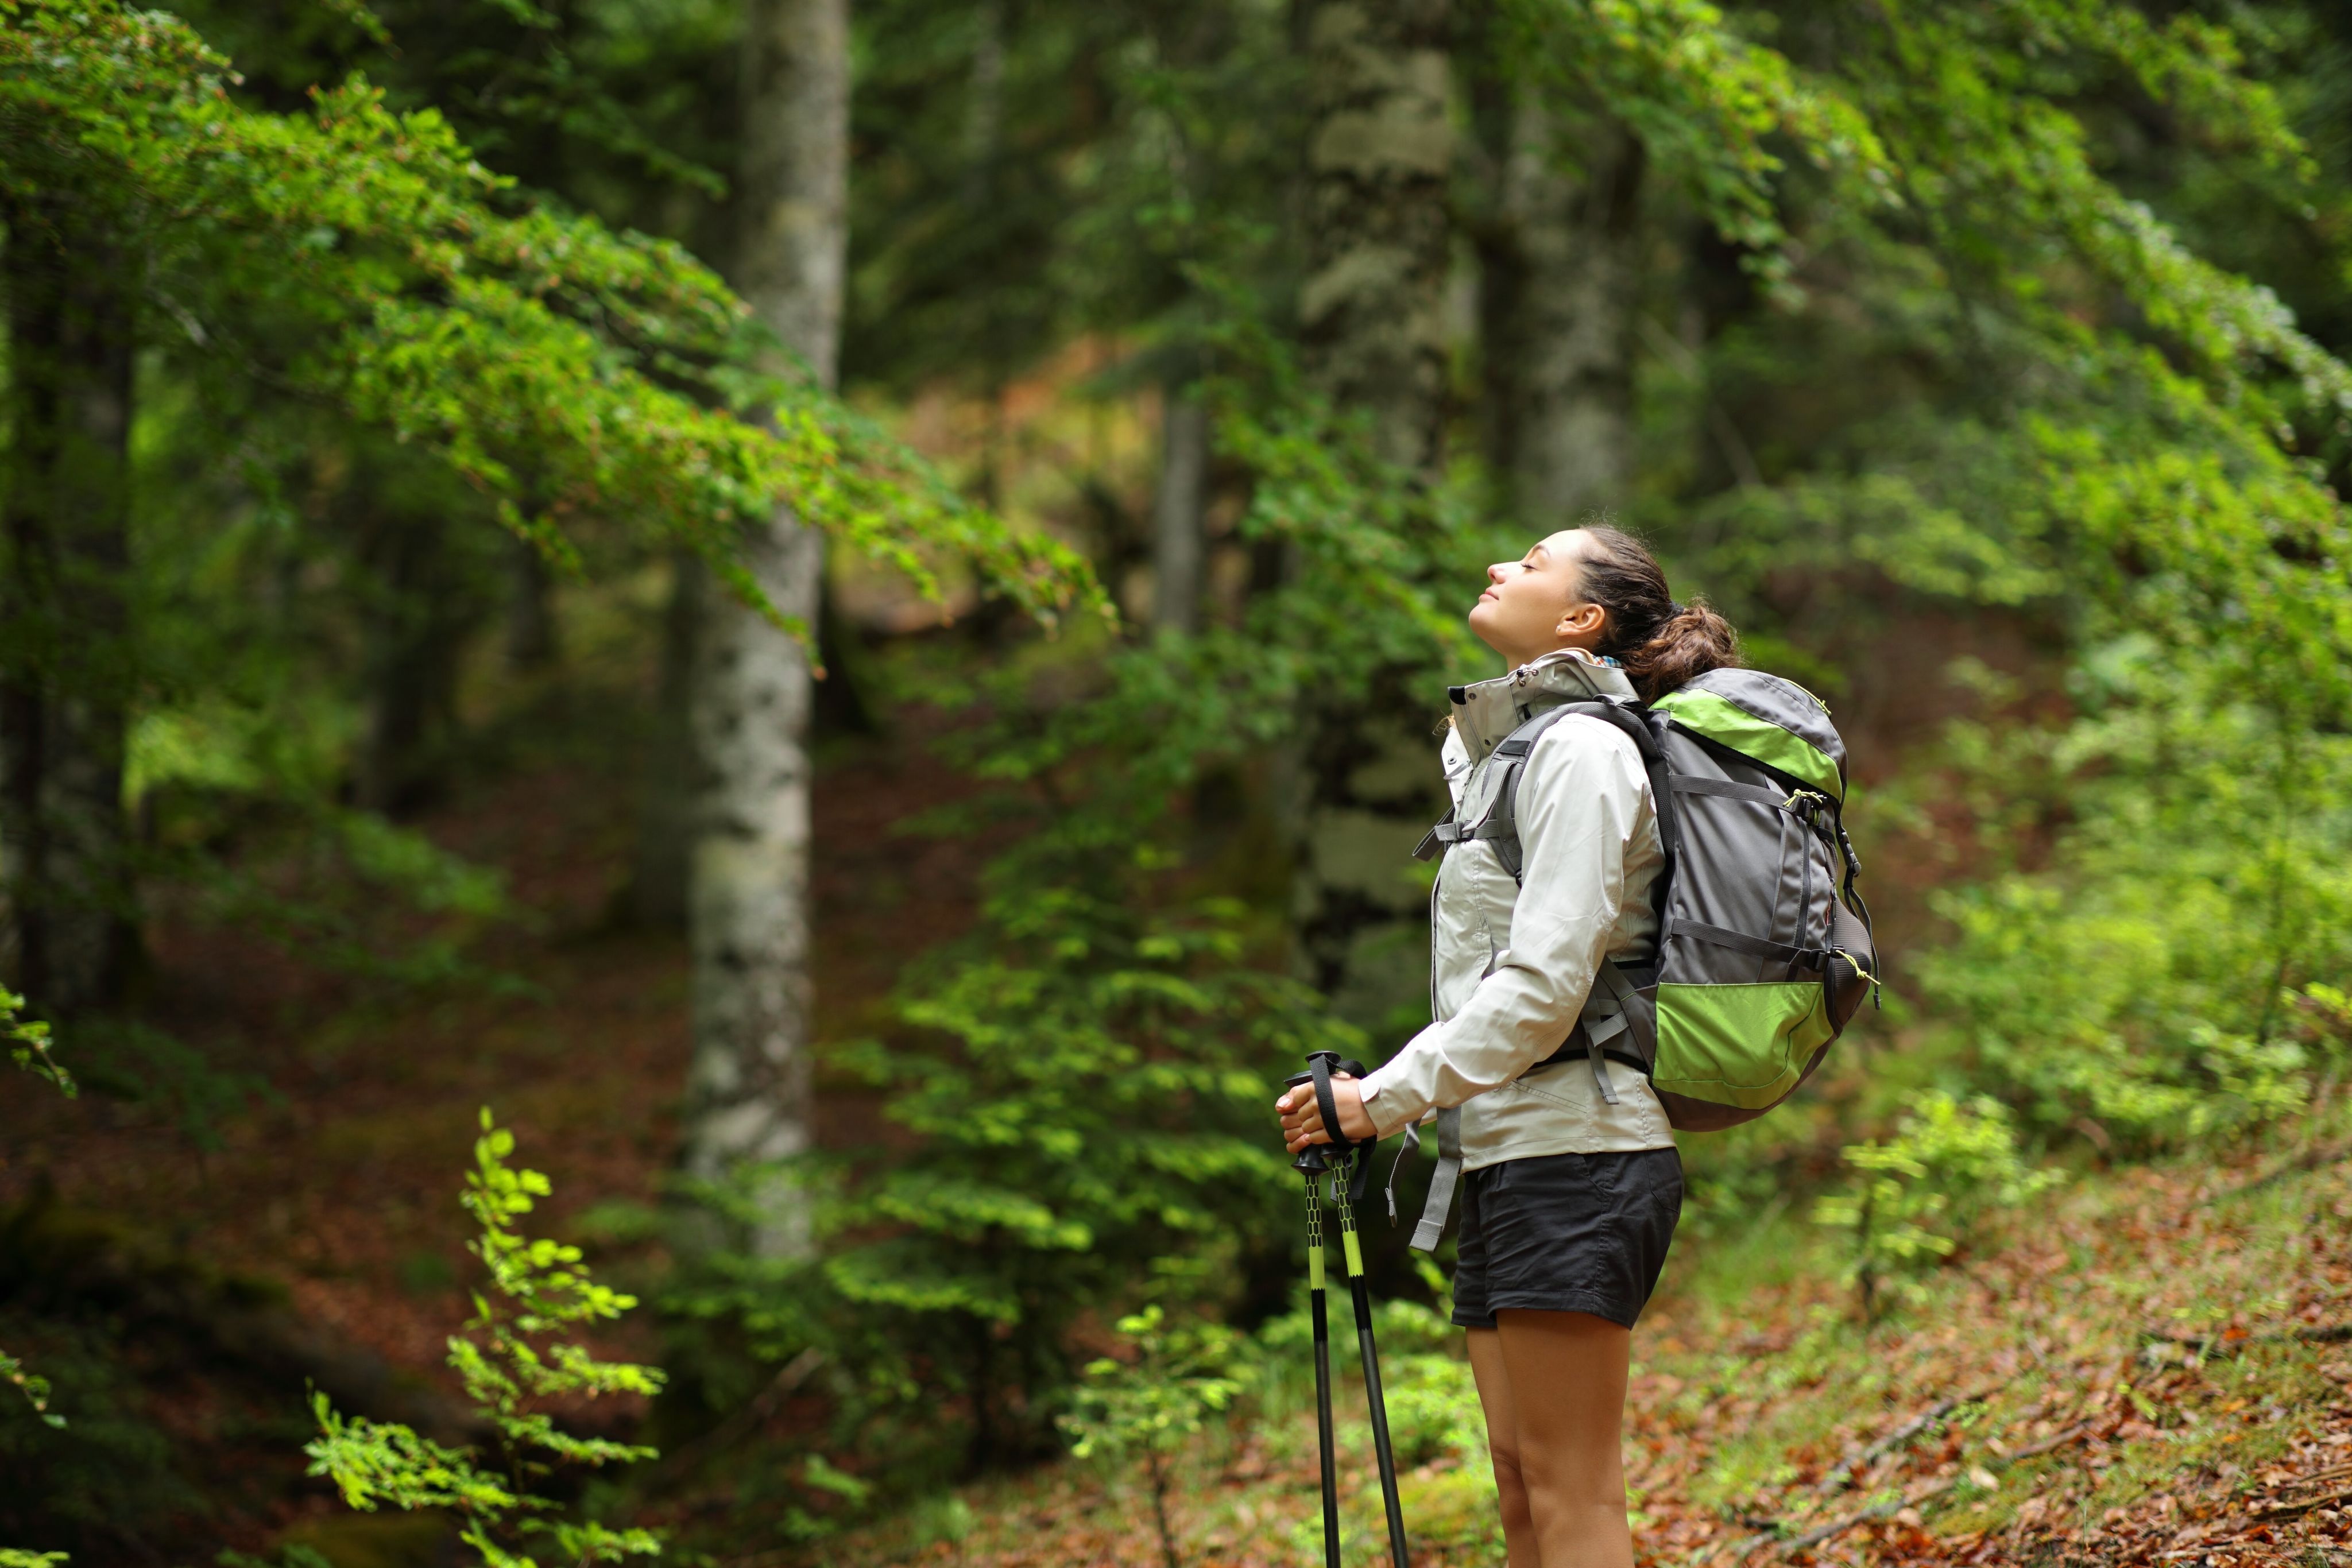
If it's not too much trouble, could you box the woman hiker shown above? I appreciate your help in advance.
[1276,525,1738,1568]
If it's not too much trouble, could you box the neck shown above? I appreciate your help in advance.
[1499,642,1590,672]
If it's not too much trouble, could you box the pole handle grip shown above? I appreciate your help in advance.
[1289,1051,1374,1175]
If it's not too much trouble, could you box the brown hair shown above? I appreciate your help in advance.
[1575,524,1740,703]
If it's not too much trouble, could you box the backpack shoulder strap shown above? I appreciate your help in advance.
[1411,703,1578,868]
[1484,699,1675,900]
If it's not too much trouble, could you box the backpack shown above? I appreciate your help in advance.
[1398,667,1879,1249]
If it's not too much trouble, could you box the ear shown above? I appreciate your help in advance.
[1554,600,1607,640]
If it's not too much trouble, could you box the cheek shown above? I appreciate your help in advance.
[1504,584,1553,627]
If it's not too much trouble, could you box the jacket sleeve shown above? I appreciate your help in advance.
[1355,715,1652,1137]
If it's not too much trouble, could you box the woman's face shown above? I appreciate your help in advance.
[1468,528,1607,668]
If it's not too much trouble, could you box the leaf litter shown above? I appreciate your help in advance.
[814,1114,2352,1568]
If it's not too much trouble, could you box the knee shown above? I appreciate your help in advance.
[1488,1437,1533,1515]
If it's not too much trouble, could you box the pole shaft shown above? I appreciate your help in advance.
[1339,1196,1409,1568]
[1306,1174,1341,1568]
[1349,1277,1410,1568]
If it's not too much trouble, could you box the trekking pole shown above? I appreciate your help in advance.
[1303,1051,1411,1568]
[1298,1157,1342,1568]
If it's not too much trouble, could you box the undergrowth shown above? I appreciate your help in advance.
[810,1091,2352,1567]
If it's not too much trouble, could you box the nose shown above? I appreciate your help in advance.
[1487,562,1512,585]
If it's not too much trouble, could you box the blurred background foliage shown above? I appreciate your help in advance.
[4,0,2352,1561]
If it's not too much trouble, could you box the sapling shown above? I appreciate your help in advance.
[1813,1090,2061,1323]
[1058,1306,1243,1568]
[303,1109,666,1566]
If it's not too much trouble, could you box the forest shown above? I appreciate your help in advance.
[3,0,2351,1563]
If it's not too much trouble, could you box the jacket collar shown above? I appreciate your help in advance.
[1448,648,1637,765]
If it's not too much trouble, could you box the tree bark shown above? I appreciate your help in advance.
[676,0,849,1259]
[1482,107,1644,525]
[1298,0,1453,474]
[1289,0,1456,1028]
[1151,376,1210,636]
[0,198,138,1020]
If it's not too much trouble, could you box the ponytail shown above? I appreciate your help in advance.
[1576,525,1740,703]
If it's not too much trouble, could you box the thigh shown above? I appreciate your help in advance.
[1465,1325,1515,1453]
[1492,1309,1631,1494]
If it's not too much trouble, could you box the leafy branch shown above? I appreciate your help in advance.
[304,1109,664,1567]
[3,985,72,1099]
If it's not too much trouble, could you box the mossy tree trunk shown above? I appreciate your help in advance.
[1291,0,1457,1026]
[1298,0,1453,474]
[1481,106,1645,525]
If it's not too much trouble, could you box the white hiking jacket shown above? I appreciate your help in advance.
[1357,648,1676,1168]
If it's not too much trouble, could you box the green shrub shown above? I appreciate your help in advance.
[1813,1090,2061,1322]
[814,886,1355,1465]
[1919,644,2352,1152]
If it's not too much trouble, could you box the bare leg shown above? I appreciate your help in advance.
[1467,1327,1540,1568]
[1489,1309,1634,1568]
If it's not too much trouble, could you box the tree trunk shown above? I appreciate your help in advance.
[355,497,476,819]
[1483,107,1644,525]
[1151,375,1209,636]
[503,532,560,673]
[676,0,849,1260]
[1289,0,1456,1028]
[1298,0,1453,474]
[0,198,138,1020]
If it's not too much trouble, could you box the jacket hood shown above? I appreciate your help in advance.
[1448,648,1637,765]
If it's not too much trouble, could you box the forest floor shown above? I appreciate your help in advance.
[3,668,2347,1567]
[817,1121,2352,1568]
[0,667,1015,1563]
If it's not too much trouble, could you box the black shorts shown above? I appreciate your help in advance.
[1449,1147,1684,1331]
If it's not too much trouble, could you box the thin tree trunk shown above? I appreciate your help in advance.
[1290,0,1455,1021]
[1485,106,1643,524]
[677,0,849,1259]
[0,198,138,1020]
[1148,1445,1182,1568]
[503,532,560,672]
[355,498,474,818]
[1151,375,1209,636]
